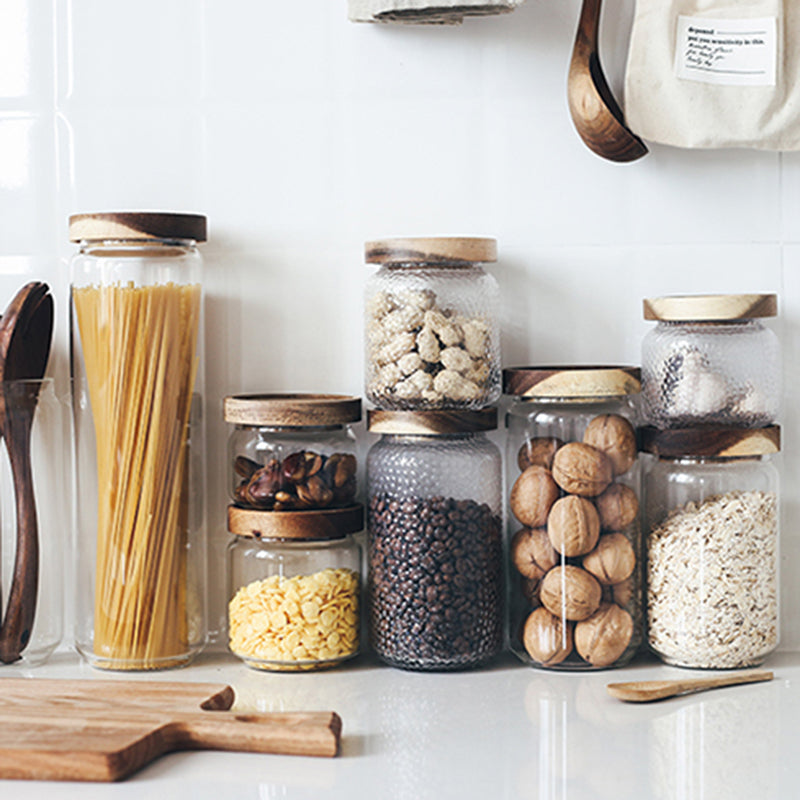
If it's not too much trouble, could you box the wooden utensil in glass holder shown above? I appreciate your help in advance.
[0,282,53,663]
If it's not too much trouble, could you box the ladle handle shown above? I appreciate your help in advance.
[0,402,38,663]
[575,0,601,55]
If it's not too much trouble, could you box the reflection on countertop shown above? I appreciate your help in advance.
[0,649,796,799]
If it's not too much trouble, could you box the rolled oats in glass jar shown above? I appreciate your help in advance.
[364,237,500,410]
[504,366,643,671]
[643,426,780,670]
[641,293,780,428]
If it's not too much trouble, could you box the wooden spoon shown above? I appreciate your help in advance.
[0,282,54,664]
[607,670,774,703]
[567,0,648,162]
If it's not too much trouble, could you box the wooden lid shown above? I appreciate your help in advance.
[224,394,362,426]
[367,407,497,434]
[643,294,777,322]
[639,425,781,457]
[503,366,641,399]
[228,504,364,540]
[365,237,497,265]
[69,212,207,243]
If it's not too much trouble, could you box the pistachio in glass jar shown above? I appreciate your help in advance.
[224,394,361,511]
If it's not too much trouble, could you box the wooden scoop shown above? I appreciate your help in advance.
[0,678,342,781]
[567,0,648,162]
[607,670,774,703]
[0,282,54,663]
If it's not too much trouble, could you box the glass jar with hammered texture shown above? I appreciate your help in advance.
[364,237,501,410]
[641,293,780,428]
[642,426,780,669]
[227,505,362,671]
[366,408,503,670]
[504,366,643,671]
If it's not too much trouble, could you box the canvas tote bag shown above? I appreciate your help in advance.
[625,0,800,149]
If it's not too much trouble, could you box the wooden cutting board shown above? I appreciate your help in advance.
[0,678,342,782]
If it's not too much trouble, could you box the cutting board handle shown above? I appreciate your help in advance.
[165,710,342,758]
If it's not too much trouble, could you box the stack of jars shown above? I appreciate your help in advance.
[641,294,781,669]
[363,237,505,670]
[503,366,644,670]
[224,394,363,671]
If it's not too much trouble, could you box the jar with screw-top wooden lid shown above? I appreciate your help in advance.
[69,211,207,671]
[641,293,780,428]
[224,394,361,512]
[366,408,503,670]
[643,426,780,669]
[227,505,363,671]
[503,366,643,671]
[364,237,501,410]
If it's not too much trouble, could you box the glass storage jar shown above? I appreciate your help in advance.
[69,212,207,670]
[641,293,780,428]
[503,366,643,670]
[643,426,780,669]
[364,237,501,410]
[227,505,362,671]
[366,408,503,670]
[224,394,360,511]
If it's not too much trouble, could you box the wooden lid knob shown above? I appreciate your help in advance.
[367,407,497,434]
[224,394,362,426]
[643,294,777,322]
[365,237,497,265]
[228,504,364,540]
[639,425,781,457]
[69,212,207,243]
[503,366,641,398]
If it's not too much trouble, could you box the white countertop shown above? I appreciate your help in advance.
[1,649,797,798]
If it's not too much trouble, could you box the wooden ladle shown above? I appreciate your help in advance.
[607,670,774,703]
[567,0,648,162]
[0,282,54,663]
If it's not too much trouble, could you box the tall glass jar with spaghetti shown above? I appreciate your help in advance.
[69,212,207,670]
[366,408,503,670]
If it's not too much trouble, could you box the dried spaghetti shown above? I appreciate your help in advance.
[73,281,201,669]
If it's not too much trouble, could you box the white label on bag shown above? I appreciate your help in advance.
[675,16,777,86]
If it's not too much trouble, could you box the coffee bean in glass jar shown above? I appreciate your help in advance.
[366,408,504,670]
[368,493,503,670]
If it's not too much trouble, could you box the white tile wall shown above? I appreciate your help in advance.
[2,0,798,648]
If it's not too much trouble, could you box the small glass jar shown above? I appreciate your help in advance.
[224,394,360,511]
[643,426,780,669]
[69,212,207,670]
[364,237,501,410]
[504,366,643,670]
[227,505,362,671]
[366,408,503,670]
[0,379,66,666]
[642,293,780,428]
